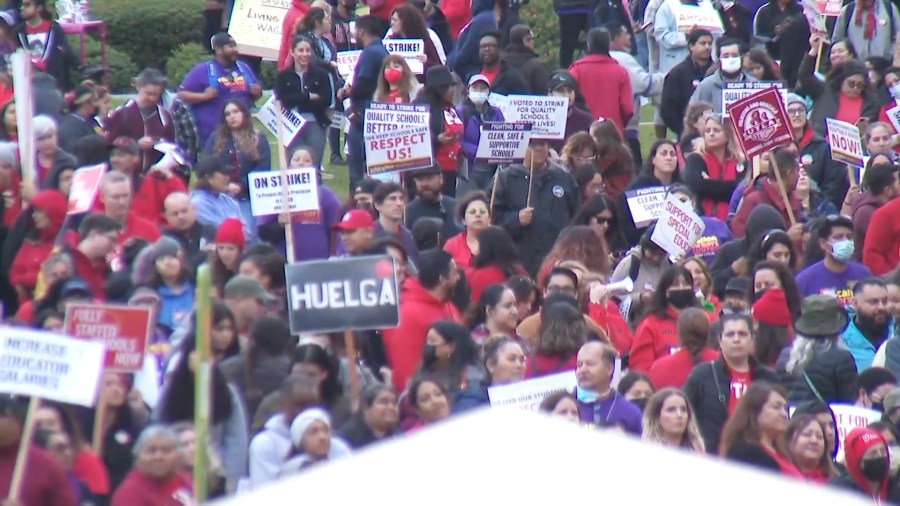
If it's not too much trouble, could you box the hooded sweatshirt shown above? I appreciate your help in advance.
[863,196,900,275]
[249,414,293,488]
[689,70,757,113]
[9,189,75,295]
[834,428,894,502]
[731,175,804,238]
[447,0,499,78]
[851,192,884,259]
[709,204,785,297]
[630,308,682,372]
[568,53,634,134]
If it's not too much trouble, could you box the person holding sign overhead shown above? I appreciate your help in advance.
[388,5,444,75]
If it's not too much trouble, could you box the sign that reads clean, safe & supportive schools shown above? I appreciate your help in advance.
[286,255,400,334]
[475,122,532,164]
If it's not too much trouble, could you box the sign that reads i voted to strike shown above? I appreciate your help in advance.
[67,163,105,214]
[502,95,569,139]
[383,39,425,74]
[63,303,152,373]
[826,118,865,168]
[248,167,320,216]
[0,327,105,406]
[475,122,532,164]
[721,81,786,116]
[257,95,307,147]
[650,194,706,259]
[726,86,794,159]
[624,185,668,228]
[286,255,400,334]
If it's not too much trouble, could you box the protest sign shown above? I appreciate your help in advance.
[801,0,829,34]
[489,93,511,117]
[227,0,285,60]
[726,86,794,159]
[722,81,786,116]
[651,194,706,258]
[624,186,668,228]
[256,95,307,147]
[11,52,33,186]
[336,50,362,77]
[248,167,320,216]
[489,371,576,410]
[815,0,841,16]
[63,303,152,373]
[475,122,532,164]
[0,327,105,406]
[831,404,881,457]
[672,1,724,32]
[286,255,400,333]
[364,103,433,174]
[826,118,865,167]
[383,39,425,74]
[67,163,106,214]
[886,104,900,134]
[502,95,569,139]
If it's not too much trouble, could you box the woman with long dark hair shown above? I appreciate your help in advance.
[745,229,798,274]
[417,65,463,196]
[413,321,483,398]
[467,225,526,301]
[210,218,245,296]
[443,191,490,269]
[526,298,587,378]
[571,193,627,257]
[537,225,610,287]
[743,48,781,81]
[590,119,634,199]
[750,261,802,317]
[464,283,522,346]
[617,139,680,244]
[648,307,718,389]
[454,337,526,412]
[388,4,443,76]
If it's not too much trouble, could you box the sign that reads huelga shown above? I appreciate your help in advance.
[286,255,400,333]
[0,327,105,406]
[502,95,568,139]
[721,81,786,116]
[475,122,532,164]
[650,193,706,258]
[726,86,794,159]
[248,167,320,216]
[624,185,668,228]
[364,102,433,174]
[826,118,865,168]
[63,303,152,373]
[256,95,307,147]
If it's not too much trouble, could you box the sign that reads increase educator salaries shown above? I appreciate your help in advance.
[286,255,400,334]
[475,122,532,164]
[364,102,433,174]
[63,303,152,373]
[502,95,568,139]
[248,167,320,216]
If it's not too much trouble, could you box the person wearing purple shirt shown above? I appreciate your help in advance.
[574,341,643,435]
[177,33,262,145]
[257,185,342,261]
[795,215,872,306]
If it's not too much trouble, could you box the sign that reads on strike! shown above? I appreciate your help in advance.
[63,303,152,373]
[286,255,400,334]
[726,86,794,159]
[248,167,319,216]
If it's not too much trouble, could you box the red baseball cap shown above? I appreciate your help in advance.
[333,209,374,231]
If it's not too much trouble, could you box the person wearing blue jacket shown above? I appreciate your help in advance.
[457,74,505,190]
[189,155,254,244]
[448,0,511,78]
[843,278,894,372]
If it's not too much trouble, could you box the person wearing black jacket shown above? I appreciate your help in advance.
[13,0,80,91]
[473,31,530,96]
[338,384,399,449]
[489,139,580,275]
[660,29,713,137]
[503,24,549,94]
[709,204,785,297]
[162,192,216,269]
[616,139,681,245]
[751,0,808,87]
[405,166,462,244]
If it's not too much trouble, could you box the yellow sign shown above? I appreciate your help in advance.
[228,0,288,60]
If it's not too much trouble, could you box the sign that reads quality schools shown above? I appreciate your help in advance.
[286,255,400,333]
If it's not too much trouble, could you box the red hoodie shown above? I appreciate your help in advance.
[10,190,77,297]
[842,428,891,501]
[587,300,634,355]
[863,197,900,275]
[92,174,187,226]
[731,176,803,238]
[568,54,633,135]
[382,277,462,392]
[648,347,719,389]
[117,211,162,245]
[110,470,192,506]
[278,0,310,69]
[629,309,680,373]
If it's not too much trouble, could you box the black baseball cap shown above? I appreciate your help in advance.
[196,156,230,178]
[211,33,236,50]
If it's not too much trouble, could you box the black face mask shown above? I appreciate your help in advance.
[753,288,768,303]
[667,289,695,309]
[861,457,889,482]
[422,344,438,366]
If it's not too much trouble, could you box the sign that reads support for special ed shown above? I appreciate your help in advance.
[826,118,865,168]
[0,327,105,407]
[722,81,786,116]
[63,303,152,373]
[475,122,532,164]
[256,95,307,147]
[624,185,668,228]
[650,194,706,258]
[227,0,288,60]
[364,102,433,174]
[726,86,794,159]
[383,39,425,74]
[502,95,569,139]
[248,167,320,216]
[286,255,400,334]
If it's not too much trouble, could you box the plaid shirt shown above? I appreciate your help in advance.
[169,97,199,174]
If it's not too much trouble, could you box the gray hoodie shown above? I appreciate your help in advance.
[689,70,757,114]
[249,414,293,488]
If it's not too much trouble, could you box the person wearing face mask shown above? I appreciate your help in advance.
[457,74,505,189]
[842,278,894,371]
[546,71,593,154]
[796,215,872,303]
[854,367,897,411]
[629,266,703,373]
[834,427,900,501]
[689,38,755,114]
[573,341,643,434]
[731,147,804,238]
[412,321,483,400]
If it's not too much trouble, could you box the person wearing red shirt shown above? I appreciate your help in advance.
[111,426,193,506]
[381,249,461,392]
[731,147,803,238]
[467,225,526,301]
[12,0,79,90]
[98,171,162,249]
[648,307,718,389]
[418,66,464,197]
[441,0,471,39]
[69,213,121,299]
[568,28,633,135]
[863,196,900,275]
[443,191,489,269]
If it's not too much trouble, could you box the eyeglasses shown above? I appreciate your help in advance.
[591,215,611,225]
[786,108,806,116]
[573,154,596,163]
[844,80,866,90]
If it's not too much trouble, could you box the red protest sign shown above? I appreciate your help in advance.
[726,86,794,159]
[67,164,106,214]
[63,303,152,373]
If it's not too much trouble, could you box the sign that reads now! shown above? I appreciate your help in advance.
[650,194,706,258]
[248,167,320,216]
[826,118,865,168]
[727,86,794,159]
[63,303,152,373]
[475,122,532,164]
[502,95,569,139]
[286,255,400,334]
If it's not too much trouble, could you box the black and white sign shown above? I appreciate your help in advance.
[475,122,532,164]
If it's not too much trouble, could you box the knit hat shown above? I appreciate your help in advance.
[843,428,890,498]
[794,295,848,337]
[215,218,245,248]
[785,93,807,111]
[30,189,67,238]
[751,288,792,327]
[290,407,331,445]
[425,65,456,89]
[132,236,182,285]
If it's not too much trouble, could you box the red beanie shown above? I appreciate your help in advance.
[751,288,792,327]
[215,218,245,249]
[844,428,889,499]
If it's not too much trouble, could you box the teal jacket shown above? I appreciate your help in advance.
[841,308,895,373]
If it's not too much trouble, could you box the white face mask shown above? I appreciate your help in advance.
[890,83,900,99]
[469,90,489,105]
[720,56,742,74]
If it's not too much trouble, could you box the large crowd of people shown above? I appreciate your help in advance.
[3,0,900,502]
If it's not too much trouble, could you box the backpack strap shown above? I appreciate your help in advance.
[803,371,827,404]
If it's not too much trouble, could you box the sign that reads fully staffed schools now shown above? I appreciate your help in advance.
[475,122,532,164]
[726,86,794,159]
[364,102,433,174]
[227,0,287,60]
[488,370,576,410]
[502,95,569,139]
[286,255,400,334]
[722,81,786,116]
[650,194,706,258]
[67,163,105,214]
[63,303,152,373]
[383,39,425,74]
[624,185,668,228]
[248,167,320,216]
[826,118,865,168]
[257,95,307,147]
[0,327,105,406]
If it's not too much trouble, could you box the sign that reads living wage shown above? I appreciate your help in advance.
[488,370,576,410]
[475,122,532,164]
[672,1,724,32]
[624,185,668,228]
[826,118,865,167]
[248,167,320,216]
[383,39,425,74]
[0,327,105,406]
[63,303,152,373]
[257,95,307,147]
[721,81,786,116]
[286,255,400,333]
[650,194,706,258]
[364,102,433,174]
[726,86,794,159]
[502,95,569,139]
[227,0,288,60]
[67,163,105,214]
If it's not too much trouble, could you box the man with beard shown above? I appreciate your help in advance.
[796,215,872,305]
[844,278,893,372]
[473,31,529,96]
[689,38,756,113]
[405,167,461,246]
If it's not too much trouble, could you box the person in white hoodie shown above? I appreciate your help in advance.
[279,408,353,476]
[248,375,321,488]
